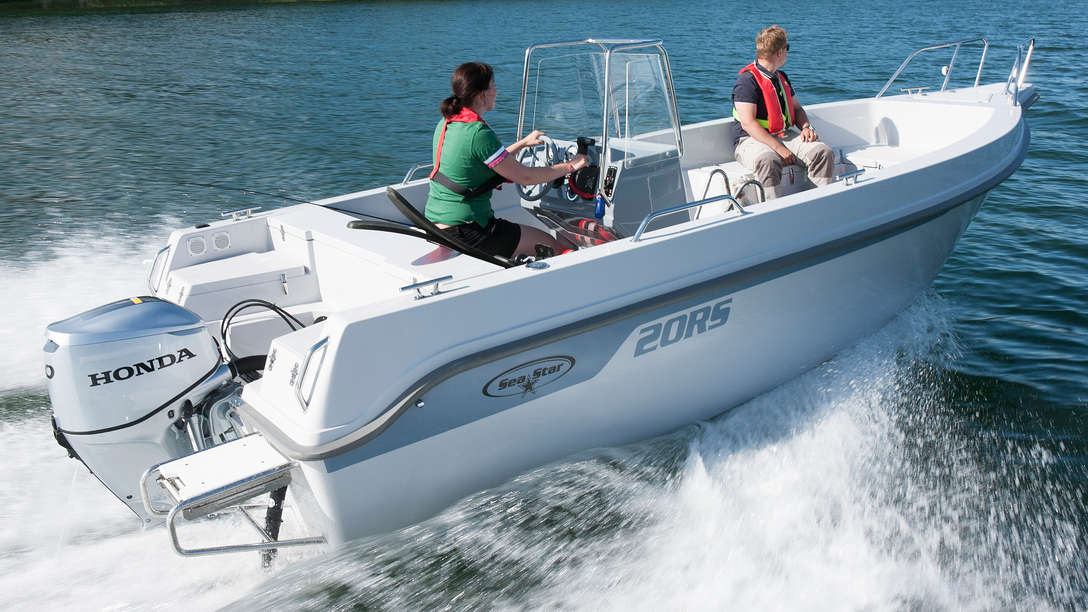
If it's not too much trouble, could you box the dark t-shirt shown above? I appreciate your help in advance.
[731,65,796,147]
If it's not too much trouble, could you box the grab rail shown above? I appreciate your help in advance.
[402,161,434,184]
[147,245,170,293]
[734,179,766,204]
[632,194,744,242]
[1005,38,1035,106]
[220,206,262,221]
[700,168,731,200]
[876,38,989,98]
[166,465,326,556]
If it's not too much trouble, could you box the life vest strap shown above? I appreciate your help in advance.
[429,108,507,201]
[431,170,506,200]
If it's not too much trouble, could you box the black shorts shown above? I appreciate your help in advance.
[441,217,521,258]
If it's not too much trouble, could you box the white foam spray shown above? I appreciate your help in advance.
[0,225,183,393]
[0,416,296,611]
[0,226,320,609]
[518,297,1059,611]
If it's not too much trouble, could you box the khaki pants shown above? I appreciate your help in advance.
[734,129,835,199]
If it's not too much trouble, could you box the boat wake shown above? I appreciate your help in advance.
[0,413,297,610]
[0,227,303,609]
[0,225,179,394]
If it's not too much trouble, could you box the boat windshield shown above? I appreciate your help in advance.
[523,49,606,139]
[605,51,676,143]
[520,42,680,164]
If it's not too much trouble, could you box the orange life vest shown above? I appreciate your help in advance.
[734,62,795,136]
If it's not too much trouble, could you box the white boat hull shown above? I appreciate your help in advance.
[296,190,985,544]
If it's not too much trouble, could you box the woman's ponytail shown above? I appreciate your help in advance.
[440,95,462,118]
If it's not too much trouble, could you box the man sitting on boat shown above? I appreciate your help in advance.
[427,61,588,259]
[731,25,834,199]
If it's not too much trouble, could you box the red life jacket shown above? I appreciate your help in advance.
[429,108,506,199]
[736,62,795,136]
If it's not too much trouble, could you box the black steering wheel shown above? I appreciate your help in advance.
[567,136,599,200]
[514,135,559,201]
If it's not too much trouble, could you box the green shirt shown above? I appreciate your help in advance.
[424,117,508,226]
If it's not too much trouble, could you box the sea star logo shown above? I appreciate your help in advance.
[483,356,575,398]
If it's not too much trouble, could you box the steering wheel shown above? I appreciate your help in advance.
[514,135,558,201]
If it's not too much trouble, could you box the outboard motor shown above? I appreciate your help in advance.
[44,297,234,520]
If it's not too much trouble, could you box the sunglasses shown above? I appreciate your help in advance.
[786,43,791,51]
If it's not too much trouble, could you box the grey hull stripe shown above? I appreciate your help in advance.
[243,123,1028,462]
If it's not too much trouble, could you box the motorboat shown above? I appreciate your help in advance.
[43,37,1037,557]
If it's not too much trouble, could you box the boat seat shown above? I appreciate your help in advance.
[686,161,809,219]
[836,144,909,171]
[164,250,321,319]
[270,204,499,310]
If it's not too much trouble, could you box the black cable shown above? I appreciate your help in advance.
[221,299,305,338]
[220,299,307,366]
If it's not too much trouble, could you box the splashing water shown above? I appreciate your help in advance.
[0,226,306,609]
[0,223,183,394]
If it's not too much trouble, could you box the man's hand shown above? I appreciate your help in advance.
[777,145,796,165]
[800,125,818,143]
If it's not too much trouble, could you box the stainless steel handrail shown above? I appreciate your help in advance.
[1005,45,1022,103]
[1017,38,1035,90]
[147,245,170,294]
[402,161,433,184]
[876,38,989,98]
[632,194,744,242]
[700,168,732,200]
[1004,38,1035,105]
[165,464,327,556]
[734,179,766,204]
[219,206,262,221]
[140,461,174,517]
[141,437,326,556]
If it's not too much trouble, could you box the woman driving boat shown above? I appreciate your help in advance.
[426,61,588,258]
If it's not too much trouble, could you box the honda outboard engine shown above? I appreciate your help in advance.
[44,297,234,520]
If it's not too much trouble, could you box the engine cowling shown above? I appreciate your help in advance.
[45,296,232,520]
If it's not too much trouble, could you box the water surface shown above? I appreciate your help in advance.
[1,1,1085,609]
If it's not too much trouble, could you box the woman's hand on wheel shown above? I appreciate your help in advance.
[519,130,547,149]
[567,154,589,172]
